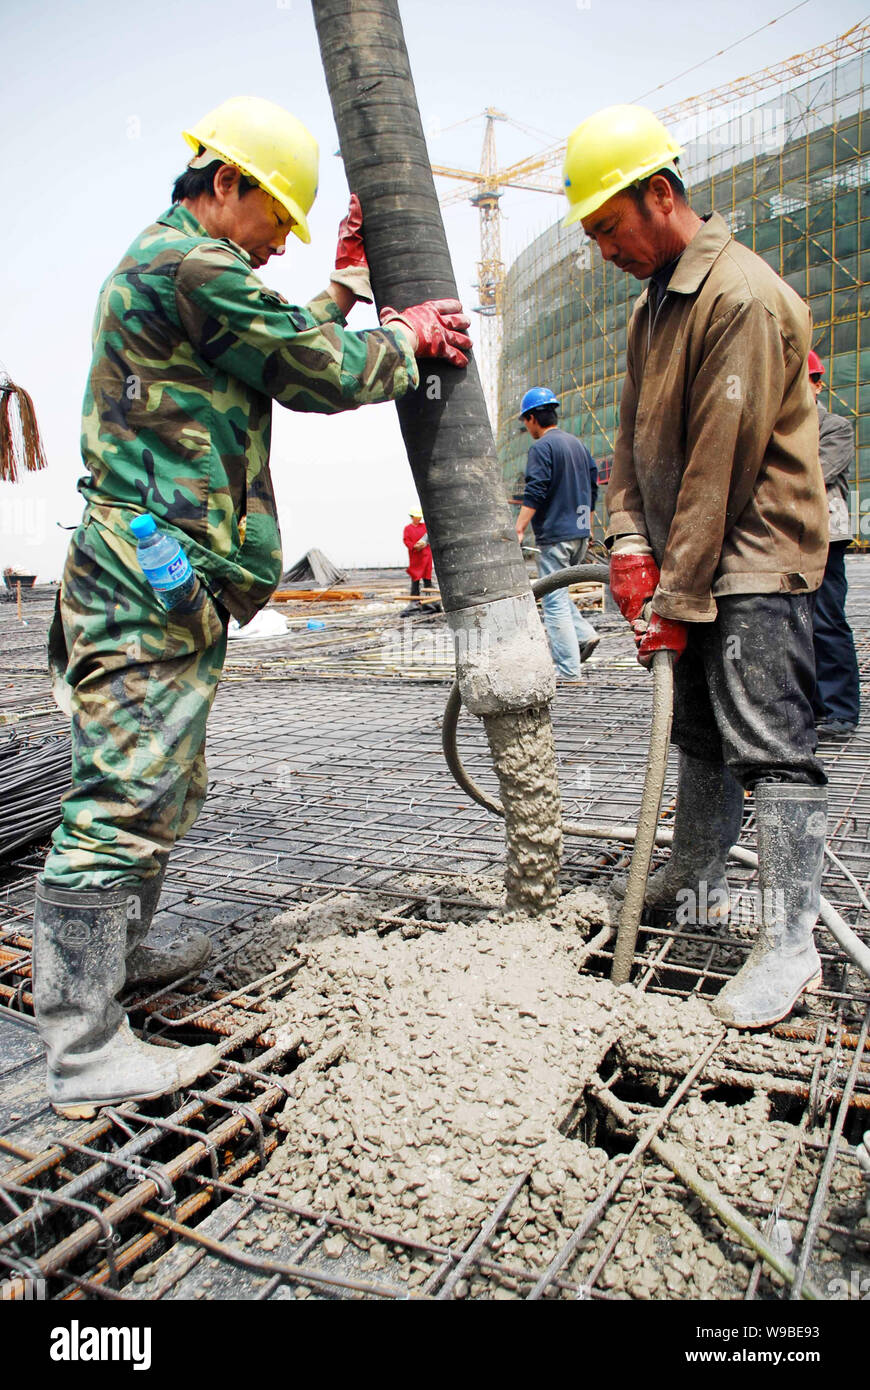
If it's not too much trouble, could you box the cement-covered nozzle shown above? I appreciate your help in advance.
[447,591,555,716]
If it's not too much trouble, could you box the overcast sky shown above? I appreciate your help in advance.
[1,0,864,580]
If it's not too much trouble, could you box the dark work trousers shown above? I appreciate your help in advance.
[671,593,826,790]
[410,577,434,597]
[811,541,861,724]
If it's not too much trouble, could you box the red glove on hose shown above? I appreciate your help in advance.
[379,299,472,368]
[636,612,687,668]
[609,552,660,624]
[331,194,373,303]
[335,193,367,268]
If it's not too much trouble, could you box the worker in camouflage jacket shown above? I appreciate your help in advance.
[34,96,472,1118]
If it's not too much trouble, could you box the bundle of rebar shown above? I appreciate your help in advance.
[0,375,48,482]
[0,732,70,860]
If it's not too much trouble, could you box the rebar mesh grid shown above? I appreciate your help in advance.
[1,570,869,1300]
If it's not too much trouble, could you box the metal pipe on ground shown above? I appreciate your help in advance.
[312,0,562,911]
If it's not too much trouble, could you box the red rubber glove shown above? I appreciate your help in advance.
[609,552,660,624]
[379,299,472,368]
[335,193,366,268]
[636,612,687,668]
[331,194,373,303]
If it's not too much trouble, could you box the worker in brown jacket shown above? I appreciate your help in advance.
[562,105,828,1030]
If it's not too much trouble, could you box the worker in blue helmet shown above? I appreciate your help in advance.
[515,388,600,677]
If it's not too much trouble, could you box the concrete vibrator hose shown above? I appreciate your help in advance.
[312,0,554,715]
[442,564,870,985]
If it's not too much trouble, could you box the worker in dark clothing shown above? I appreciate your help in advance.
[514,388,599,677]
[808,350,860,739]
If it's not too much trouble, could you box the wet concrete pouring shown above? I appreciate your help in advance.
[1,567,869,1300]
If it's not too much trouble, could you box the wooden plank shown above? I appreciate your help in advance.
[271,589,365,602]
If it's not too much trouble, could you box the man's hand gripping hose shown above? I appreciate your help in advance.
[441,562,870,987]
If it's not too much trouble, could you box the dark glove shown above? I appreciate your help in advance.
[635,612,687,668]
[379,299,472,368]
[609,552,660,625]
[331,194,372,303]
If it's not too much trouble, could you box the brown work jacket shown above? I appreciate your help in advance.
[606,212,827,623]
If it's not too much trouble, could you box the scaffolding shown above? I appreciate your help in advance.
[497,51,870,545]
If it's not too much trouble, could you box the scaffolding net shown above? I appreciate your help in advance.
[498,51,870,546]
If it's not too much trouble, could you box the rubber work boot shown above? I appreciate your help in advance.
[711,784,826,1030]
[32,880,219,1119]
[124,862,211,991]
[613,752,743,926]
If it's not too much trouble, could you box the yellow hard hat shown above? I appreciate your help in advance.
[409,507,424,519]
[183,96,319,244]
[562,104,682,226]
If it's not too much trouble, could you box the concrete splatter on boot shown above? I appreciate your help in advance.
[613,753,743,926]
[711,784,826,1030]
[125,860,211,991]
[33,880,219,1118]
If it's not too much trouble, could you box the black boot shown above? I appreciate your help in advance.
[124,859,211,990]
[33,880,218,1118]
[613,753,743,926]
[711,784,825,1029]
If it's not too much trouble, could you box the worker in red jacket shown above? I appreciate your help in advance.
[401,507,440,615]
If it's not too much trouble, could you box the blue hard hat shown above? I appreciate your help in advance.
[518,387,559,418]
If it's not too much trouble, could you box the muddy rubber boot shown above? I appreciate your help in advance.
[711,784,826,1030]
[613,753,743,926]
[125,862,211,991]
[33,880,219,1119]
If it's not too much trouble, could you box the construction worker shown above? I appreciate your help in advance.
[563,104,828,1029]
[36,96,472,1117]
[400,505,439,615]
[514,388,599,676]
[807,349,860,739]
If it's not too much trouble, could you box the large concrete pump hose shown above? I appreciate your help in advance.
[313,0,563,911]
[443,563,870,985]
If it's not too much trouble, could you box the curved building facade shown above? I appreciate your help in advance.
[497,54,869,546]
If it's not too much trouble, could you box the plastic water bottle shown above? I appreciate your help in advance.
[130,514,198,611]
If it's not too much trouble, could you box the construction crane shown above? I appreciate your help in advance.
[431,109,509,426]
[431,21,870,428]
[431,109,562,424]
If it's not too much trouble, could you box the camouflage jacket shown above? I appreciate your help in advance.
[79,202,418,623]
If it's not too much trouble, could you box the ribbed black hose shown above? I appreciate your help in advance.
[311,0,529,613]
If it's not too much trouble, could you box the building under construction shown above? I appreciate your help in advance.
[497,46,870,541]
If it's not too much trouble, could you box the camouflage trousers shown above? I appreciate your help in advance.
[43,513,228,891]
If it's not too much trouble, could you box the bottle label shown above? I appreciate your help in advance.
[146,553,193,591]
